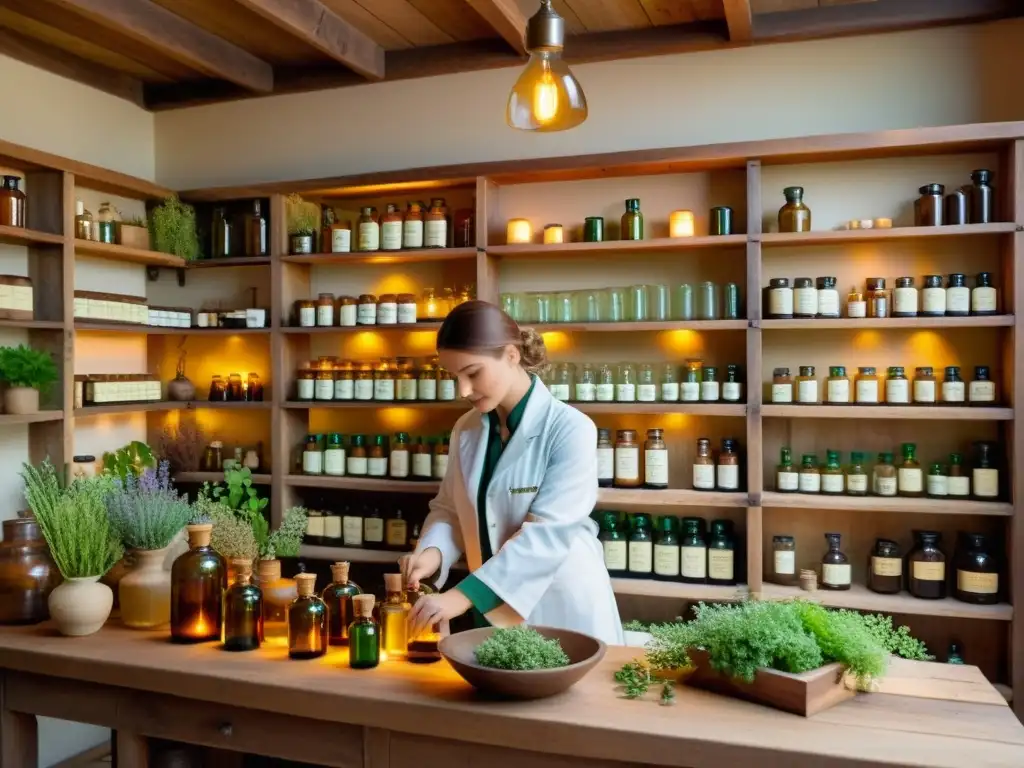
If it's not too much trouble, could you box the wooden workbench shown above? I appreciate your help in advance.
[0,624,1022,768]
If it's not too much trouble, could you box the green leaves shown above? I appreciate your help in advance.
[150,194,199,261]
[265,506,307,559]
[0,344,58,391]
[285,193,319,236]
[102,441,156,483]
[474,626,570,671]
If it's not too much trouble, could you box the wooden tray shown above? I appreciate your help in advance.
[684,648,855,716]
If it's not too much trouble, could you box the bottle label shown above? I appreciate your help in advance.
[769,288,793,316]
[681,382,700,402]
[855,379,879,403]
[314,379,334,400]
[331,228,351,253]
[798,472,821,493]
[390,450,410,478]
[794,287,817,315]
[821,473,844,493]
[323,516,341,539]
[296,379,315,400]
[397,379,417,401]
[774,550,795,575]
[403,220,424,249]
[653,544,680,577]
[912,561,944,581]
[777,469,798,491]
[615,447,640,481]
[644,449,668,485]
[381,221,403,250]
[418,379,437,401]
[948,475,970,496]
[973,467,999,498]
[942,381,965,403]
[357,303,377,325]
[596,383,615,402]
[898,467,923,494]
[817,290,840,317]
[339,303,357,327]
[549,384,570,401]
[596,447,614,481]
[922,288,946,313]
[615,383,636,402]
[424,220,447,248]
[346,456,368,475]
[771,383,793,403]
[373,379,395,401]
[847,473,868,493]
[913,379,936,403]
[885,378,909,404]
[385,520,407,546]
[364,518,384,543]
[302,451,323,475]
[946,287,970,313]
[317,305,334,326]
[700,381,720,402]
[716,464,739,490]
[661,382,680,402]
[957,570,998,594]
[972,286,997,313]
[324,448,345,476]
[397,303,417,324]
[576,382,597,401]
[926,474,948,496]
[377,303,398,325]
[969,381,995,403]
[693,463,715,490]
[894,287,918,314]
[438,380,456,401]
[826,379,849,403]
[603,540,627,571]
[708,550,733,581]
[681,546,707,579]
[342,517,363,546]
[628,541,652,573]
[335,378,354,400]
[822,563,851,586]
[797,379,818,404]
[872,556,901,577]
[306,516,325,537]
[412,453,432,478]
[847,300,866,318]
[299,306,316,327]
[722,382,742,402]
[368,457,387,477]
[358,222,379,251]
[876,476,897,496]
[432,453,449,479]
[637,384,657,402]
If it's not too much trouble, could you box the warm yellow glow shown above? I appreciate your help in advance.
[507,52,587,133]
[406,330,440,355]
[348,331,386,358]
[543,225,564,244]
[669,210,695,238]
[533,64,559,124]
[540,331,571,354]
[661,329,702,353]
[372,274,420,295]
[506,218,532,245]
[851,330,883,351]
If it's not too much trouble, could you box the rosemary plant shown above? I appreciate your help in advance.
[105,461,192,551]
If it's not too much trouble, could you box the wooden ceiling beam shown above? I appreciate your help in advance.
[43,0,274,91]
[722,1,754,42]
[230,0,385,80]
[465,0,529,56]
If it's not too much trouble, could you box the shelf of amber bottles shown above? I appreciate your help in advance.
[75,400,272,418]
[279,246,477,266]
[280,322,443,335]
[761,405,1013,421]
[486,234,748,257]
[282,400,463,411]
[760,491,1012,516]
[759,222,1016,247]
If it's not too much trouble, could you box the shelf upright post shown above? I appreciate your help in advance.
[745,160,764,595]
[476,176,500,304]
[270,193,290,528]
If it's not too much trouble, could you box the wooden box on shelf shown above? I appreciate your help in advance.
[116,222,150,251]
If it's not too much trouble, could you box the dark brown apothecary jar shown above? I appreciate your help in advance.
[0,175,26,228]
[914,184,944,227]
[954,532,999,605]
[908,530,945,600]
[867,538,902,595]
[0,516,61,624]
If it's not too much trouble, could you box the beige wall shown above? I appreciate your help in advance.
[155,19,1024,190]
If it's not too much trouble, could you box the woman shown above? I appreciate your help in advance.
[402,301,623,645]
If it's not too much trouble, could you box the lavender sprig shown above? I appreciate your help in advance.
[106,460,192,551]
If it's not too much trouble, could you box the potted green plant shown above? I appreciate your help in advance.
[150,194,200,261]
[0,344,58,415]
[21,461,123,637]
[286,193,320,255]
[116,213,150,250]
[105,461,192,629]
[102,440,156,482]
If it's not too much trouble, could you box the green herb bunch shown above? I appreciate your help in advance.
[22,461,123,579]
[474,626,570,671]
[150,194,200,261]
[286,193,320,236]
[205,501,259,561]
[263,505,307,560]
[0,344,58,391]
[201,467,271,553]
[102,440,156,483]
[105,460,191,551]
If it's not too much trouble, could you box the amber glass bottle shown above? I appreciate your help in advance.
[820,532,851,591]
[778,187,811,232]
[223,558,263,652]
[621,198,643,240]
[380,573,410,661]
[288,573,328,660]
[170,524,227,644]
[322,561,362,646]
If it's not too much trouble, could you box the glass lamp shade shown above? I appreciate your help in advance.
[507,51,587,132]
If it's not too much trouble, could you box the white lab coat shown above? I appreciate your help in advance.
[415,379,624,645]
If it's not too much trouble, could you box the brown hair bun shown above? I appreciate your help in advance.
[437,300,548,373]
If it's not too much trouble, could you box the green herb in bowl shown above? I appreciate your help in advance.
[474,626,570,671]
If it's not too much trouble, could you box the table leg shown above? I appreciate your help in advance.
[0,671,37,768]
[115,730,148,768]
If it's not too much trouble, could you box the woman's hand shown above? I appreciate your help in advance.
[399,546,442,590]
[409,590,471,639]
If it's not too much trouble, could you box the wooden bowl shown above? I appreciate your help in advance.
[438,626,606,700]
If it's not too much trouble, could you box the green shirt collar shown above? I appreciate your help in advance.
[487,375,536,437]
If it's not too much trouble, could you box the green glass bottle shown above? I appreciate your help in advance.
[322,561,362,646]
[707,519,736,586]
[349,593,380,669]
[380,572,410,661]
[287,573,327,660]
[627,512,653,577]
[652,515,679,582]
[621,198,643,241]
[598,512,627,578]
[680,517,707,584]
[222,558,262,652]
[947,642,965,665]
[170,524,226,644]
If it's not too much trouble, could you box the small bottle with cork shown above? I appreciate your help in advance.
[288,572,328,660]
[322,561,362,647]
[349,594,381,669]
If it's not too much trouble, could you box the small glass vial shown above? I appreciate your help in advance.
[885,366,910,404]
[692,437,715,491]
[972,272,997,315]
[596,364,615,402]
[947,453,970,497]
[913,367,937,404]
[636,364,657,403]
[821,533,851,591]
[681,359,702,402]
[357,293,378,326]
[772,536,797,586]
[357,206,379,252]
[893,277,918,317]
[826,366,850,404]
[927,462,949,498]
[793,277,817,319]
[798,454,820,494]
[921,275,946,317]
[795,365,818,404]
[816,276,840,318]
[846,452,868,496]
[767,278,793,319]
[846,285,866,318]
[550,362,574,402]
[288,573,328,660]
[898,442,923,497]
[855,366,880,404]
[302,434,324,475]
[776,447,798,492]
[614,429,641,488]
[596,428,614,488]
[660,364,679,402]
[348,594,380,669]
[771,367,793,403]
[576,363,597,401]
[946,273,970,316]
[969,366,996,405]
[821,450,844,495]
[972,441,999,500]
[867,278,888,318]
[700,366,720,402]
[644,429,668,490]
[716,438,740,491]
[873,452,897,497]
[868,539,902,595]
[942,366,966,404]
[615,363,637,402]
[722,364,743,403]
[380,574,411,661]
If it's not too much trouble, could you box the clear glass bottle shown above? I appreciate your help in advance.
[722,364,743,403]
[596,364,615,402]
[716,438,740,491]
[972,441,1000,500]
[96,201,117,244]
[660,364,679,402]
[697,281,720,320]
[969,366,996,405]
[596,428,614,488]
[171,524,226,644]
[653,516,679,581]
[821,450,844,495]
[873,452,897,497]
[644,428,668,490]
[621,198,643,240]
[795,365,818,404]
[627,513,653,576]
[257,559,297,647]
[576,363,597,401]
[222,558,262,652]
[357,206,380,251]
[707,519,736,586]
[374,360,397,402]
[776,447,798,493]
[681,359,702,402]
[948,453,971,497]
[288,573,327,660]
[798,454,821,494]
[885,366,910,404]
[380,573,410,660]
[846,452,868,496]
[942,366,966,404]
[599,513,626,576]
[821,533,851,591]
[680,517,707,584]
[693,437,715,491]
[898,442,923,497]
[637,363,657,402]
[402,201,425,249]
[550,362,574,402]
[927,462,949,498]
[778,186,811,232]
[700,366,720,402]
[616,363,637,402]
[348,594,380,669]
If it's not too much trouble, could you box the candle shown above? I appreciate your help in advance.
[193,614,210,636]
[506,218,532,244]
[669,210,695,238]
[543,224,563,244]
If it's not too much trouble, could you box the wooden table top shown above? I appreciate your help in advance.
[0,624,1022,768]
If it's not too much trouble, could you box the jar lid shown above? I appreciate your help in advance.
[915,367,933,375]
[816,276,837,288]
[584,216,603,222]
[829,366,846,376]
[773,367,791,377]
[971,169,992,183]
[947,273,966,284]
[974,365,991,378]
[798,365,815,376]
[944,365,961,375]
[858,366,876,374]
[769,277,790,288]
[794,277,814,288]
[866,277,886,289]
[919,183,945,195]
[888,366,905,375]
[923,275,943,287]
[895,276,914,287]
[773,535,794,545]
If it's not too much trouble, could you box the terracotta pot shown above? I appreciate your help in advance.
[48,576,113,636]
[0,516,62,624]
[116,222,150,250]
[119,547,172,629]
[3,387,39,415]
[166,374,196,402]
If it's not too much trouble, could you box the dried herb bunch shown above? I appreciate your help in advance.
[263,506,308,560]
[21,461,123,579]
[285,193,320,236]
[206,501,259,562]
[158,421,206,473]
[105,461,192,551]
[474,626,570,671]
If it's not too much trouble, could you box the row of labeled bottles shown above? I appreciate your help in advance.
[596,431,743,491]
[305,506,419,551]
[549,361,744,403]
[769,364,997,405]
[301,433,449,480]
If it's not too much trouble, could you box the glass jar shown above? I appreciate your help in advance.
[0,517,60,625]
[898,442,923,497]
[297,299,316,327]
[921,275,945,317]
[421,287,443,320]
[395,358,417,401]
[616,363,637,402]
[707,520,736,586]
[0,176,26,228]
[908,531,946,599]
[776,447,798,493]
[403,201,425,249]
[867,278,888,318]
[680,518,707,584]
[710,206,733,235]
[621,198,643,240]
[873,452,897,497]
[793,277,817,319]
[417,361,438,401]
[627,514,653,576]
[584,216,604,242]
[425,198,448,248]
[96,200,116,243]
[816,276,839,318]
[329,214,352,253]
[885,366,909,404]
[653,516,679,580]
[380,203,403,251]
[411,439,432,480]
[778,186,811,232]
[596,364,615,402]
[596,428,614,488]
[697,281,719,320]
[795,365,817,404]
[716,438,740,491]
[772,535,797,586]
[368,435,388,477]
[347,435,368,476]
[681,359,702,402]
[821,450,844,495]
[334,361,355,400]
[969,365,996,405]
[334,296,356,327]
[576,363,597,401]
[767,278,793,319]
[598,514,625,575]
[926,462,948,498]
[644,429,668,490]
[636,363,656,402]
[374,360,396,401]
[614,429,641,488]
[948,452,970,497]
[357,206,379,251]
[946,273,970,316]
[821,532,851,591]
[846,285,866,318]
[723,364,743,403]
[377,294,398,325]
[296,367,315,401]
[551,362,575,402]
[798,454,820,493]
[723,283,741,320]
[942,366,965,404]
[847,452,868,496]
[826,366,850,404]
[394,293,418,325]
[302,434,324,475]
[700,366,720,402]
[288,573,328,660]
[170,524,226,644]
[660,364,679,402]
[324,433,345,477]
[352,363,373,401]
[972,272,998,315]
[771,367,793,403]
[915,183,944,226]
[357,293,378,325]
[693,437,715,491]
[868,539,902,595]
[314,368,335,402]
[954,532,999,605]
[893,277,918,317]
[913,367,936,404]
[244,200,267,256]
[972,441,999,500]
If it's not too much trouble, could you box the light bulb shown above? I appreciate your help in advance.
[507,51,587,132]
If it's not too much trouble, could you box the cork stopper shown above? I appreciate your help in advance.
[331,561,350,584]
[294,572,317,597]
[187,523,213,548]
[353,593,375,617]
[384,572,404,593]
[231,558,253,584]
[257,558,282,582]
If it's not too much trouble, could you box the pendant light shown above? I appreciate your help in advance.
[506,0,588,132]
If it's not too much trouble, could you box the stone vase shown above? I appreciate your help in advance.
[3,387,39,415]
[48,576,113,637]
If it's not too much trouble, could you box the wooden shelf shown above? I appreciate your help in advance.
[74,322,270,335]
[284,475,440,493]
[74,401,270,417]
[283,400,464,410]
[760,223,1017,246]
[761,315,1015,330]
[188,257,271,268]
[0,319,63,330]
[531,320,747,333]
[760,583,1013,621]
[0,225,64,247]
[761,491,1013,516]
[0,411,63,425]
[74,239,186,268]
[762,404,1013,420]
[298,545,405,564]
[280,247,476,266]
[174,471,272,484]
[610,577,748,601]
[597,488,749,509]
[280,322,442,335]
[486,235,748,257]
[575,402,746,416]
